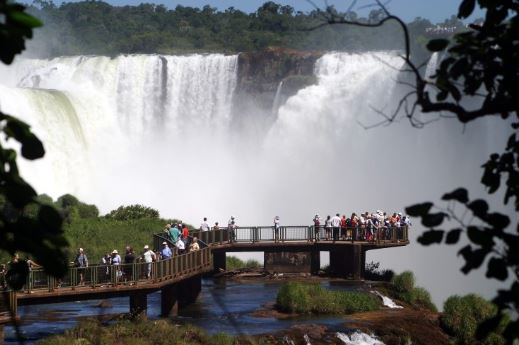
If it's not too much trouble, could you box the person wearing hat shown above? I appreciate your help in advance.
[160,241,172,260]
[313,214,321,242]
[74,248,88,286]
[228,216,237,242]
[143,245,156,279]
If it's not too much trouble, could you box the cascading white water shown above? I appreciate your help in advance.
[271,80,285,116]
[0,51,509,308]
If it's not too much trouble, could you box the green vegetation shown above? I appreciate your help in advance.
[226,256,261,271]
[389,271,437,312]
[441,294,509,345]
[25,0,462,60]
[105,204,159,221]
[364,261,394,282]
[36,318,251,345]
[0,193,183,264]
[276,282,379,314]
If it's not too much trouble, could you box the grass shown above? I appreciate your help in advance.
[36,318,276,345]
[276,282,379,314]
[226,256,261,271]
[63,217,169,263]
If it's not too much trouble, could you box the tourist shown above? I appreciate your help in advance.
[273,215,280,242]
[350,213,359,240]
[143,245,156,279]
[161,242,172,260]
[200,217,210,231]
[213,222,220,231]
[163,223,171,233]
[182,224,190,246]
[124,246,135,282]
[324,215,332,240]
[189,237,200,252]
[340,214,348,240]
[176,238,186,255]
[111,249,122,280]
[169,223,180,243]
[313,214,321,242]
[331,213,341,241]
[74,248,88,286]
[101,252,111,281]
[228,216,236,242]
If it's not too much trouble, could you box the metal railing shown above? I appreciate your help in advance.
[18,248,211,294]
[189,225,408,245]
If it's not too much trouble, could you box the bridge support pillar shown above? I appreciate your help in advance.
[329,245,365,280]
[0,325,4,345]
[161,284,178,317]
[213,252,226,272]
[177,275,202,305]
[311,248,320,274]
[129,292,148,320]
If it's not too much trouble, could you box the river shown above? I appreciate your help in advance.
[5,279,363,344]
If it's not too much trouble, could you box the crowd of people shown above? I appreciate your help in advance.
[190,213,410,243]
[311,211,411,242]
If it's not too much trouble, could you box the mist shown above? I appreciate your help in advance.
[0,51,511,309]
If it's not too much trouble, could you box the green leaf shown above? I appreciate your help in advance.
[486,257,508,281]
[9,11,43,28]
[485,212,510,230]
[405,202,433,217]
[467,199,489,218]
[441,188,469,203]
[417,230,444,245]
[445,229,462,244]
[458,0,476,18]
[467,226,494,248]
[5,260,30,290]
[421,212,448,227]
[38,205,63,233]
[426,39,450,52]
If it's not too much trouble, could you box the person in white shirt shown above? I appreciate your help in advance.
[273,216,280,242]
[176,238,186,255]
[331,213,341,241]
[142,245,156,279]
[200,217,210,231]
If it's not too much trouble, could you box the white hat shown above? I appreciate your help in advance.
[112,249,118,254]
[79,248,83,252]
[162,241,167,245]
[144,245,149,249]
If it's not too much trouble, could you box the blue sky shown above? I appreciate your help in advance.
[83,0,483,23]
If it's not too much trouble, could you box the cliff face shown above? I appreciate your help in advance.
[233,48,322,123]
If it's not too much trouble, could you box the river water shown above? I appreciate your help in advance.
[5,279,363,344]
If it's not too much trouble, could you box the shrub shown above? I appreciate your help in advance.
[276,282,379,314]
[391,270,415,293]
[105,205,160,221]
[365,261,394,281]
[56,194,80,209]
[441,294,508,345]
[389,271,437,312]
[226,256,261,271]
[76,203,99,219]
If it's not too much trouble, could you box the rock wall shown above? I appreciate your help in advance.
[233,47,322,123]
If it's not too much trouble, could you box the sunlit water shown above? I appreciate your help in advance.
[5,279,362,344]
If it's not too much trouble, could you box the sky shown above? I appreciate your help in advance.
[54,0,484,24]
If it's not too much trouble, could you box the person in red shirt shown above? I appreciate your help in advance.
[340,215,347,240]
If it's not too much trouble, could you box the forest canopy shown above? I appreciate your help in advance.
[26,0,470,59]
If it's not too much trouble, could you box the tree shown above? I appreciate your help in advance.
[0,0,68,285]
[312,0,517,342]
[105,204,160,221]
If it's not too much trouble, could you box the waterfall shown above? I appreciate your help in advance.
[271,80,285,116]
[0,51,508,308]
[425,52,439,81]
[0,54,239,198]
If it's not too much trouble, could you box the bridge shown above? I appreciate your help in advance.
[0,225,409,343]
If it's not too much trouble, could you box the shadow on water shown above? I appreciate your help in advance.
[5,279,357,344]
